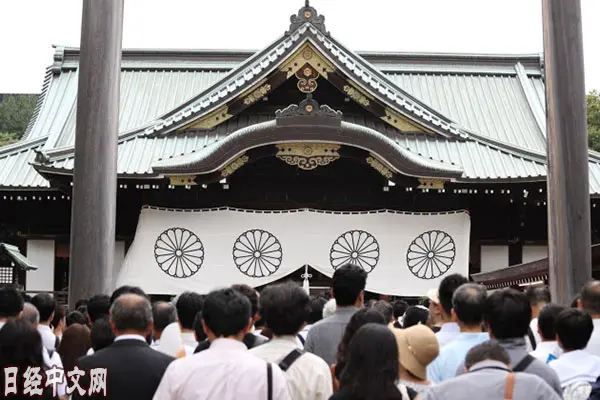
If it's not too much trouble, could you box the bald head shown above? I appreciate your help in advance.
[22,302,40,326]
[110,294,152,335]
[580,281,600,317]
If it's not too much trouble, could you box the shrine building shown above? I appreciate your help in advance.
[1,3,599,300]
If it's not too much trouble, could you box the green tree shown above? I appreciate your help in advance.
[589,90,600,152]
[0,132,19,147]
[0,94,37,141]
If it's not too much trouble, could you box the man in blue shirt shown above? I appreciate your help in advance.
[428,283,489,383]
[433,274,469,348]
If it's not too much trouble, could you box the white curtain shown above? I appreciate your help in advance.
[117,207,470,296]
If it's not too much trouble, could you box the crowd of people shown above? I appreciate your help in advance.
[3,264,600,399]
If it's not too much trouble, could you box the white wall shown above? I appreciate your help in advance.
[26,240,55,292]
[480,245,509,273]
[523,245,548,263]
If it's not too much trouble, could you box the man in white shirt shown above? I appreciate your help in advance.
[525,286,551,347]
[232,284,269,347]
[433,274,468,348]
[578,280,600,356]
[530,303,564,363]
[251,282,333,400]
[27,297,66,397]
[550,308,600,388]
[31,293,60,354]
[154,287,291,400]
[151,301,178,350]
[175,291,204,355]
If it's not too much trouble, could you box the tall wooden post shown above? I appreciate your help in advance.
[69,0,124,306]
[543,0,591,305]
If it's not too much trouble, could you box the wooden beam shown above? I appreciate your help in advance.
[69,0,124,306]
[542,0,591,305]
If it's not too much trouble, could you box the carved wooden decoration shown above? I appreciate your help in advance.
[343,85,370,107]
[169,175,197,186]
[287,1,328,35]
[186,106,232,130]
[243,84,272,105]
[296,65,319,93]
[276,143,341,170]
[280,43,335,79]
[382,108,428,133]
[221,154,250,177]
[418,178,446,189]
[366,155,394,179]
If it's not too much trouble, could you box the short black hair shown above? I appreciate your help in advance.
[403,306,429,328]
[484,289,531,339]
[175,292,204,330]
[110,294,152,333]
[331,264,368,307]
[0,286,24,318]
[580,281,600,315]
[75,299,88,309]
[393,300,409,319]
[202,288,251,338]
[307,297,326,324]
[452,284,487,326]
[66,310,88,327]
[370,300,393,323]
[90,317,115,351]
[110,285,147,305]
[438,274,469,316]
[555,308,594,351]
[259,282,309,336]
[31,293,56,322]
[525,286,551,307]
[193,312,206,342]
[152,301,177,333]
[465,340,510,369]
[537,303,565,341]
[231,284,259,318]
[87,294,111,323]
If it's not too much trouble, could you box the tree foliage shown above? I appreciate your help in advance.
[0,94,37,143]
[590,90,600,152]
[0,132,19,147]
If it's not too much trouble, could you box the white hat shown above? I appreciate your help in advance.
[427,288,439,304]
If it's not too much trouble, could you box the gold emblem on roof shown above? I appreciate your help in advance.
[221,154,250,178]
[366,155,394,179]
[276,143,341,170]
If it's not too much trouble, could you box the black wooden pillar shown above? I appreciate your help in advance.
[542,0,591,304]
[69,0,124,306]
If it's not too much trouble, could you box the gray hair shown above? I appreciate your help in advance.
[452,283,487,326]
[22,302,40,325]
[323,298,336,319]
[110,294,152,333]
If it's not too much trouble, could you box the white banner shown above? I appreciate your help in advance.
[117,207,470,296]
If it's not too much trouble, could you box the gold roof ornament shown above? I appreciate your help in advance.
[221,154,250,178]
[276,143,341,170]
[366,155,394,179]
[418,178,447,189]
[169,175,197,186]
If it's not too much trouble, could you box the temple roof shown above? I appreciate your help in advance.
[1,2,599,192]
